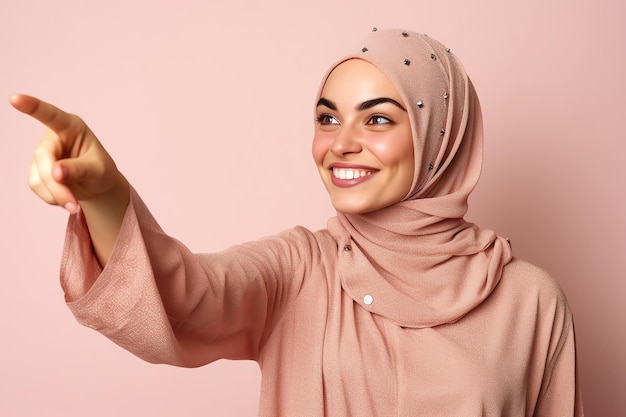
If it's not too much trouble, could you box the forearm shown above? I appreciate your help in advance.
[63,187,290,366]
[80,173,130,266]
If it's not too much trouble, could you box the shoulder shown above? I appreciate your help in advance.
[262,226,337,251]
[274,225,335,244]
[501,257,568,303]
[238,226,337,264]
[498,258,573,328]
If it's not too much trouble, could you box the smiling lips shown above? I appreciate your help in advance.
[330,166,378,187]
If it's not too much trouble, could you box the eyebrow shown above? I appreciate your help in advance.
[316,97,407,112]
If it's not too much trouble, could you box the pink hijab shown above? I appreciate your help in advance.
[318,28,513,328]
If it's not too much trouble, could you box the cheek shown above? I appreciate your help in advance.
[368,133,414,167]
[311,132,333,166]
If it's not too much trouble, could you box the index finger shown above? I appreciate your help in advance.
[9,94,76,134]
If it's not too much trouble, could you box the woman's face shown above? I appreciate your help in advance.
[312,59,415,214]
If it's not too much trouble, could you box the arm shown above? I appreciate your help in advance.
[14,94,314,367]
[63,187,313,367]
[533,297,584,417]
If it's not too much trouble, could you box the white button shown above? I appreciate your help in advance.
[363,295,374,305]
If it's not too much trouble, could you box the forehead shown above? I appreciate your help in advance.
[320,59,402,102]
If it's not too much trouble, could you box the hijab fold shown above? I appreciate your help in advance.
[319,29,512,328]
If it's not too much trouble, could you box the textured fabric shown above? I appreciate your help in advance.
[63,189,582,416]
[59,28,583,416]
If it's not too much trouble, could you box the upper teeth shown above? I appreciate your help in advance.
[333,167,373,179]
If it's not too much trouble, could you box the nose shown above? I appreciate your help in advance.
[330,125,362,156]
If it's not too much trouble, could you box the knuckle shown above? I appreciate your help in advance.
[32,146,49,160]
[27,176,40,190]
[68,113,86,126]
[28,166,41,190]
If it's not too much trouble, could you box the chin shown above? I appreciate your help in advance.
[330,199,383,215]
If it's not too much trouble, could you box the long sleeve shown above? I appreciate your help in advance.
[60,187,316,367]
[57,187,584,415]
[533,291,584,417]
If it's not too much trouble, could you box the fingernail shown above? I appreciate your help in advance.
[55,165,69,181]
[64,201,78,214]
[60,165,69,180]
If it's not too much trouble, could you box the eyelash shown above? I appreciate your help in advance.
[315,114,393,126]
[316,114,339,125]
[367,115,392,125]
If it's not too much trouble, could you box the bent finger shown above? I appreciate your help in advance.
[31,146,78,213]
[28,162,56,205]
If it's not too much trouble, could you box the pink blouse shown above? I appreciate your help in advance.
[61,188,583,416]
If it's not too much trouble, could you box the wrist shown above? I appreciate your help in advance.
[79,173,130,266]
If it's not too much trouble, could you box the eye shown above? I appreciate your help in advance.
[316,114,340,125]
[367,115,392,125]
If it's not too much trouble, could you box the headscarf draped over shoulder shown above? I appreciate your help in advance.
[317,29,513,328]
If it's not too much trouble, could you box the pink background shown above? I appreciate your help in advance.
[1,0,624,415]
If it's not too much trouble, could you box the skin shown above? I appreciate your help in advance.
[10,59,414,265]
[10,94,129,266]
[312,59,415,214]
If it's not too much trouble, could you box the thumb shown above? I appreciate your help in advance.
[53,158,87,185]
[52,151,117,202]
[48,162,83,214]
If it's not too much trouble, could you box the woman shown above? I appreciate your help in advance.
[11,28,582,416]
